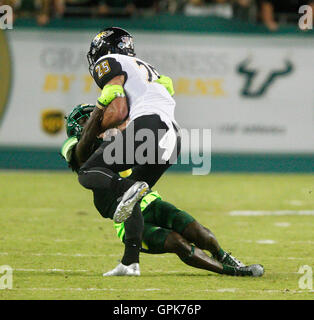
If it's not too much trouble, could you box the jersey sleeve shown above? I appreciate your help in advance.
[60,136,80,172]
[92,57,124,89]
[61,136,78,162]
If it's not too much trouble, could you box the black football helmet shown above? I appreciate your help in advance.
[87,27,135,75]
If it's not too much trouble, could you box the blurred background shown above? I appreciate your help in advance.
[0,0,313,172]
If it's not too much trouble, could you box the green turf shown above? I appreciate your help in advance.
[0,172,313,300]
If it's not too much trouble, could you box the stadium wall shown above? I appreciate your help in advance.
[0,17,313,172]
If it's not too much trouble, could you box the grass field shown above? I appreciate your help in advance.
[0,171,313,300]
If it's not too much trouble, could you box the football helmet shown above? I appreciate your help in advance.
[65,104,95,139]
[87,27,135,75]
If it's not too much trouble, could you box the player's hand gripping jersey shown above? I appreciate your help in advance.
[92,54,176,126]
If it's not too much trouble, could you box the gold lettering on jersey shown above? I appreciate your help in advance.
[95,60,111,79]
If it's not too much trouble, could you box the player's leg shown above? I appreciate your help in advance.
[121,115,181,188]
[83,114,180,188]
[182,221,245,268]
[164,232,264,277]
[149,199,263,275]
[128,163,174,189]
[143,203,223,273]
[79,114,180,221]
[164,231,223,274]
[152,199,244,267]
[140,223,222,273]
[78,142,149,223]
[182,221,221,257]
[105,114,180,222]
[78,141,141,198]
[121,202,144,266]
[141,217,262,276]
[103,203,144,276]
[93,190,143,276]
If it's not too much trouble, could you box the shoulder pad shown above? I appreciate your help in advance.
[93,56,124,89]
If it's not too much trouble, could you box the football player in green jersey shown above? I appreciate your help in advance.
[61,104,264,277]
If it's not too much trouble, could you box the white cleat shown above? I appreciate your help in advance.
[113,181,149,223]
[103,263,140,276]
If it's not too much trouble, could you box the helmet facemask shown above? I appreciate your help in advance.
[65,104,95,139]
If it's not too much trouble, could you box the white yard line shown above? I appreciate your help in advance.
[238,240,314,245]
[229,210,314,216]
[11,268,305,275]
[256,240,277,244]
[1,252,313,260]
[0,208,57,212]
[9,287,314,294]
[11,268,185,274]
[287,200,304,206]
[14,268,89,273]
[274,222,291,227]
[11,287,161,292]
[0,252,165,258]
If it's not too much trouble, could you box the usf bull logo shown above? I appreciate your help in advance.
[237,57,294,98]
[41,109,64,134]
[0,30,11,127]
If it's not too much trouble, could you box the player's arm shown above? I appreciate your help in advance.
[93,57,129,128]
[74,60,128,165]
[74,108,104,166]
[73,82,128,167]
[75,75,128,163]
[69,57,126,166]
[97,74,128,130]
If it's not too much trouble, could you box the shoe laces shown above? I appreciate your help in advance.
[224,252,244,267]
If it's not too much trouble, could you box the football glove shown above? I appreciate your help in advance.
[155,75,175,96]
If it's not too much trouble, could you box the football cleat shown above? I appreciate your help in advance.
[235,264,264,277]
[103,263,140,276]
[113,181,149,223]
[220,252,245,268]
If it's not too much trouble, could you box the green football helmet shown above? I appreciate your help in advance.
[65,104,95,139]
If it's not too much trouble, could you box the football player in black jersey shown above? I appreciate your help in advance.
[62,104,264,277]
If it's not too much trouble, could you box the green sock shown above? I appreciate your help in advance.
[216,248,226,261]
[222,264,237,276]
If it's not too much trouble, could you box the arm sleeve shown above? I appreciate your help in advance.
[93,57,125,89]
[61,137,104,173]
[61,136,78,162]
[60,136,80,172]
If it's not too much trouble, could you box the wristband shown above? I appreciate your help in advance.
[97,84,125,107]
